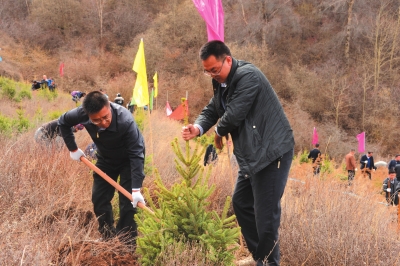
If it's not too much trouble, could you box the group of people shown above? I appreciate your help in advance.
[31,75,56,91]
[344,149,400,206]
[33,41,292,265]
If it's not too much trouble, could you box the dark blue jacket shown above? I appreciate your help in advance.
[58,102,145,188]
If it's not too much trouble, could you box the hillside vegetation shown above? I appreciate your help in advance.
[1,1,400,157]
[0,89,399,265]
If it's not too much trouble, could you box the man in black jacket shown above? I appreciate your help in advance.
[181,41,294,266]
[360,151,376,180]
[58,91,146,243]
[308,143,321,175]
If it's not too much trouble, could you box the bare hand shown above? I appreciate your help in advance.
[214,133,223,150]
[181,124,200,141]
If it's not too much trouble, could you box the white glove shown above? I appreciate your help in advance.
[373,169,376,172]
[131,189,145,208]
[364,160,368,164]
[70,148,85,161]
[387,188,391,193]
[355,168,358,171]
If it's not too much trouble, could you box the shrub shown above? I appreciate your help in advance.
[13,109,31,133]
[299,150,310,164]
[48,110,64,120]
[0,114,13,136]
[17,89,32,100]
[37,88,58,101]
[1,82,16,100]
[136,138,240,265]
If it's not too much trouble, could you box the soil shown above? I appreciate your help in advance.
[41,202,95,228]
[55,240,138,265]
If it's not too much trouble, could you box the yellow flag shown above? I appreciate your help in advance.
[132,39,149,107]
[153,72,158,98]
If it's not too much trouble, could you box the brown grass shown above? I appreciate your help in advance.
[0,91,399,265]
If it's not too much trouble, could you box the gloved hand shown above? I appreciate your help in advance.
[70,148,85,161]
[387,188,391,193]
[355,168,358,171]
[364,160,368,164]
[131,189,145,208]
[373,169,376,172]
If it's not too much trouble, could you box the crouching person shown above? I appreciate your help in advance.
[383,169,400,206]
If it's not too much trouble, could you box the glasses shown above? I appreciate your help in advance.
[203,57,226,76]
[90,111,111,125]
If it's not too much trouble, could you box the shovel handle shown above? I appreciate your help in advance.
[80,156,154,214]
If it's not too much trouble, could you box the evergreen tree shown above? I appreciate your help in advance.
[136,138,240,265]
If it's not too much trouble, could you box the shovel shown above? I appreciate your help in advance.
[80,156,154,215]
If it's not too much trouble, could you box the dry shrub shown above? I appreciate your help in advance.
[280,171,400,265]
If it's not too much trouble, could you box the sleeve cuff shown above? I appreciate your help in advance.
[194,124,204,136]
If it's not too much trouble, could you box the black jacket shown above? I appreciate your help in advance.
[195,58,294,176]
[383,178,400,205]
[308,148,321,163]
[360,154,376,170]
[58,102,145,188]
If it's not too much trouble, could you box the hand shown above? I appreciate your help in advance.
[131,190,145,208]
[355,168,358,171]
[70,148,85,161]
[373,169,376,172]
[387,188,391,193]
[364,160,368,164]
[214,133,223,150]
[181,124,200,141]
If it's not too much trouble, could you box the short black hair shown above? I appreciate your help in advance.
[199,40,231,61]
[395,154,400,157]
[389,169,396,174]
[315,143,320,147]
[82,91,109,115]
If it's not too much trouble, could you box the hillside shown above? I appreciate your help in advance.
[0,89,399,265]
[1,1,400,158]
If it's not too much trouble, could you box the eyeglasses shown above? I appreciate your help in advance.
[203,57,226,76]
[90,111,111,125]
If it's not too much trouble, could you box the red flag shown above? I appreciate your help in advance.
[312,127,318,145]
[357,132,365,153]
[166,101,172,116]
[59,62,65,77]
[169,100,189,120]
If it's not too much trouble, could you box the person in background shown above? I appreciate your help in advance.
[34,119,83,149]
[345,149,357,185]
[382,169,400,206]
[41,75,49,89]
[71,91,87,103]
[126,97,136,114]
[181,40,294,266]
[360,151,376,180]
[58,91,146,245]
[308,143,321,175]
[388,154,400,181]
[114,93,124,106]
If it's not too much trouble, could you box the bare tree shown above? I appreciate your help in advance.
[344,0,355,64]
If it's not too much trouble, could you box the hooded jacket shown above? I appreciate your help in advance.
[195,58,294,176]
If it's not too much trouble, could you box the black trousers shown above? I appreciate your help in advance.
[233,149,293,266]
[92,156,137,240]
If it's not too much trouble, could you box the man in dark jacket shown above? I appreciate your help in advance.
[308,143,321,175]
[360,151,376,180]
[181,41,294,266]
[58,91,146,243]
[383,169,400,206]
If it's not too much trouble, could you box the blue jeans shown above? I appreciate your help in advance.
[233,149,293,266]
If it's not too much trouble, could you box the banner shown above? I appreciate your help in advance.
[132,39,149,107]
[169,99,189,120]
[59,62,64,77]
[356,132,365,153]
[312,127,318,145]
[149,88,154,111]
[166,101,172,116]
[192,0,224,41]
[153,72,158,98]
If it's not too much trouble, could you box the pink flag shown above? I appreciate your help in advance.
[357,132,365,153]
[312,127,318,145]
[59,62,65,77]
[192,0,224,41]
[166,101,172,116]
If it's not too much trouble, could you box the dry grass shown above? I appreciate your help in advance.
[0,91,399,265]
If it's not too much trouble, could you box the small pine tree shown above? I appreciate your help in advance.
[136,138,240,265]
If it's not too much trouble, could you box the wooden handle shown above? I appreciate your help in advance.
[80,156,153,214]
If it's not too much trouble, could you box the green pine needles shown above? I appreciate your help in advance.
[135,138,240,265]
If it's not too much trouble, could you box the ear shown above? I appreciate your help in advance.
[226,56,233,67]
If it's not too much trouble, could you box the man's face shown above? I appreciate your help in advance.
[89,105,112,128]
[396,156,400,161]
[390,173,396,180]
[202,55,232,83]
